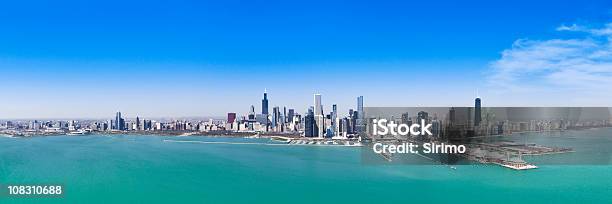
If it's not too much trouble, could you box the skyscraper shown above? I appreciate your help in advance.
[331,104,337,136]
[248,105,256,120]
[262,90,269,115]
[283,106,287,123]
[357,96,363,117]
[304,107,315,137]
[136,116,141,130]
[449,107,456,126]
[272,106,280,130]
[314,94,322,116]
[287,109,295,123]
[401,112,410,125]
[143,120,152,131]
[349,109,357,134]
[115,112,124,130]
[474,97,481,127]
[313,94,324,137]
[356,96,364,133]
[332,104,337,121]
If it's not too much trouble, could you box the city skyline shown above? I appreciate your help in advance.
[2,0,612,118]
[0,90,369,138]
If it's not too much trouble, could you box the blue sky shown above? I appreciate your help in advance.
[1,0,612,119]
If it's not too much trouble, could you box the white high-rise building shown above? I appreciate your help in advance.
[314,93,324,138]
[314,94,322,116]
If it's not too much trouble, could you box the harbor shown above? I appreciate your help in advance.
[368,138,574,170]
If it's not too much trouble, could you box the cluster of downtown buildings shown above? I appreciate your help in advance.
[230,91,364,138]
[0,91,365,138]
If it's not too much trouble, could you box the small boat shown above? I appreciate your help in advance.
[380,152,393,162]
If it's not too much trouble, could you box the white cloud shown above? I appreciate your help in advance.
[556,24,581,32]
[555,23,612,36]
[585,23,612,36]
[488,22,612,98]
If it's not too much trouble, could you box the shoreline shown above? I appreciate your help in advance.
[1,130,361,141]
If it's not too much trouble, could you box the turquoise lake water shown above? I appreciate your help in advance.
[1,129,611,203]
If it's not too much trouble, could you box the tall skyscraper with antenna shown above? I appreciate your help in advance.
[262,89,269,115]
[474,95,482,127]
